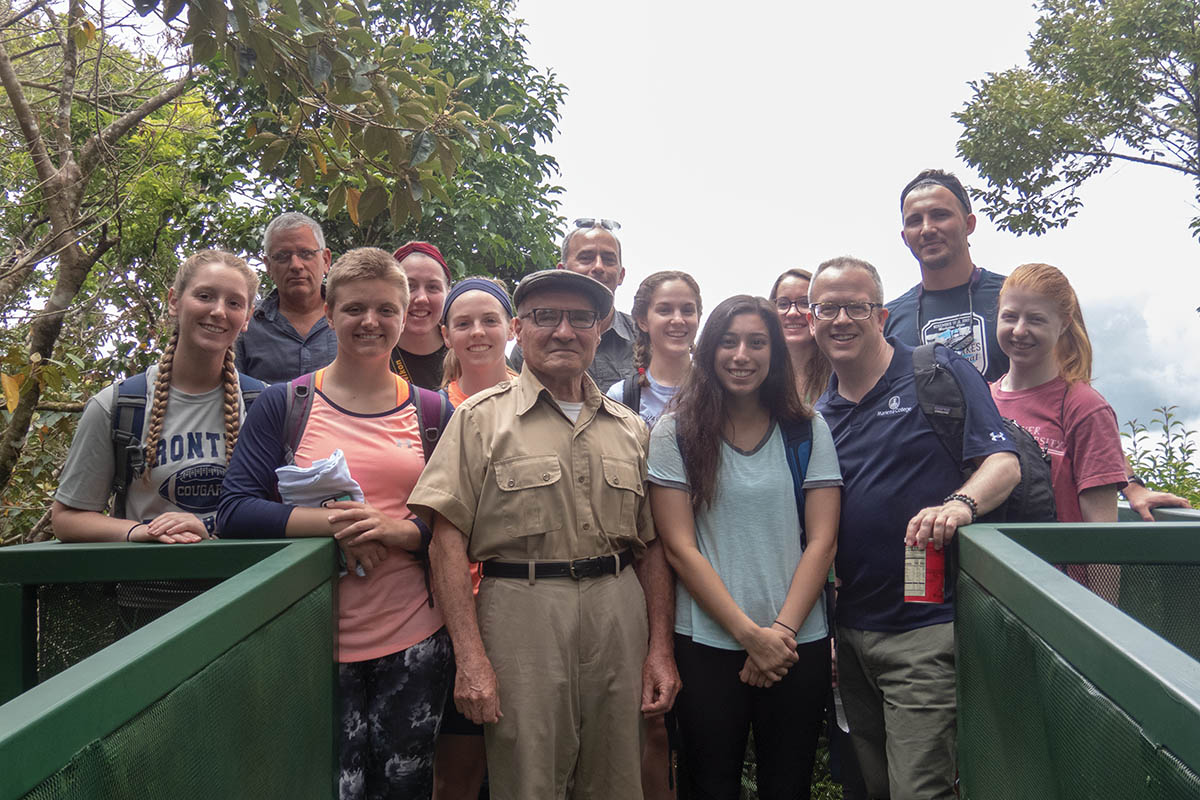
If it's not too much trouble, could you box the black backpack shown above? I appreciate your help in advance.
[618,374,642,415]
[110,370,265,518]
[912,343,1057,523]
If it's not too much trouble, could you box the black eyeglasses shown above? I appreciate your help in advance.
[269,248,321,265]
[809,302,884,321]
[775,297,809,313]
[573,218,621,232]
[521,308,600,329]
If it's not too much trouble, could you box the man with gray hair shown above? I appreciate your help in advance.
[811,255,1019,799]
[236,211,337,384]
[510,218,636,392]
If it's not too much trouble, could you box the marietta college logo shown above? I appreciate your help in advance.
[877,394,912,418]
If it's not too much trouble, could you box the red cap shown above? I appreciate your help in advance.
[393,241,451,283]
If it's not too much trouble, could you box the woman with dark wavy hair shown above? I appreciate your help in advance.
[647,295,842,799]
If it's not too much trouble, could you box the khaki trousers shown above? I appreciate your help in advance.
[477,565,648,800]
[836,622,957,800]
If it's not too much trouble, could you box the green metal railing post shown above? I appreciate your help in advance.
[0,583,36,706]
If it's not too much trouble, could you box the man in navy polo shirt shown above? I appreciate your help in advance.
[811,256,1020,800]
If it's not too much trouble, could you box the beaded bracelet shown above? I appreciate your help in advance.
[943,492,978,523]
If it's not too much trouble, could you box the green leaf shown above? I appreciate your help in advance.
[308,49,333,87]
[410,131,435,165]
[357,185,387,224]
[389,182,410,226]
[328,183,347,217]
[363,125,389,158]
[423,176,451,206]
[193,33,218,64]
[492,104,518,117]
[408,179,424,202]
[259,138,289,172]
[456,75,480,91]
[162,0,186,22]
[299,154,315,185]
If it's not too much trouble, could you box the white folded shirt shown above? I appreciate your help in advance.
[275,449,364,507]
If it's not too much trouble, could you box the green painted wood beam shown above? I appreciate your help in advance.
[0,540,292,583]
[959,525,1200,774]
[982,522,1200,564]
[0,539,336,798]
[0,584,36,706]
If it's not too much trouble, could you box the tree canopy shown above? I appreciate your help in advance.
[0,0,565,540]
[955,0,1200,238]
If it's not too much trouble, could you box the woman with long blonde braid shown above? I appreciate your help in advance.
[53,250,261,543]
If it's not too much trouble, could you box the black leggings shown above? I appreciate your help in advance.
[673,633,829,800]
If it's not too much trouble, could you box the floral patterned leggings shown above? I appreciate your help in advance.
[338,627,452,800]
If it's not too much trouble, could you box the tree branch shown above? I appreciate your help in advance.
[1,0,44,30]
[1064,149,1198,177]
[0,34,57,186]
[1138,103,1198,141]
[79,66,192,175]
[36,401,85,412]
[55,0,81,157]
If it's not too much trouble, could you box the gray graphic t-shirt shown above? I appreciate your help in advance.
[56,365,243,534]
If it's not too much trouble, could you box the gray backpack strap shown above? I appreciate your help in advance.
[281,373,316,466]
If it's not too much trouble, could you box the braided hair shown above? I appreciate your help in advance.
[142,250,258,472]
[630,270,702,388]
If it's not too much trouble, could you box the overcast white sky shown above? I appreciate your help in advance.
[514,0,1200,436]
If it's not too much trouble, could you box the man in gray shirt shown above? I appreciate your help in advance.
[236,212,338,384]
[511,219,636,392]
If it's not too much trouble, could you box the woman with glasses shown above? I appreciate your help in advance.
[219,248,452,800]
[989,263,1130,594]
[392,241,452,389]
[608,270,702,429]
[647,295,842,799]
[770,268,832,403]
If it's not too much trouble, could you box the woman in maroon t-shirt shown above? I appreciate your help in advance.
[989,263,1128,595]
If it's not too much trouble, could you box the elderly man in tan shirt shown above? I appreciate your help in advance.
[408,269,679,799]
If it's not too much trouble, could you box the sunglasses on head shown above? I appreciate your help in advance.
[572,218,621,232]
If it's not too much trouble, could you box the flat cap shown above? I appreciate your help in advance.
[513,269,614,318]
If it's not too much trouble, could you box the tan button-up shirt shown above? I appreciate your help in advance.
[408,365,655,562]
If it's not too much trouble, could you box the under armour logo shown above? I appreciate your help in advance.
[989,431,1006,442]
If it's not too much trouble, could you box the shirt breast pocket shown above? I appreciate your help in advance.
[599,455,643,536]
[493,455,564,537]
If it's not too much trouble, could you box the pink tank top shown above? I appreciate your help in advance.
[295,370,443,662]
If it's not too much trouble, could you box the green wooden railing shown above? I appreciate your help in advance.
[957,507,1200,799]
[0,539,337,800]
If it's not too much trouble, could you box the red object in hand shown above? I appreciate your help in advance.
[904,542,945,603]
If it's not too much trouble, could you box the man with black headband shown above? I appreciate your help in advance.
[884,169,1009,382]
[510,218,637,392]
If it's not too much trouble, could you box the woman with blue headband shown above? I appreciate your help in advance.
[432,275,516,800]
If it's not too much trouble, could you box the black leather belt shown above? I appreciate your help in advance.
[481,550,633,580]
